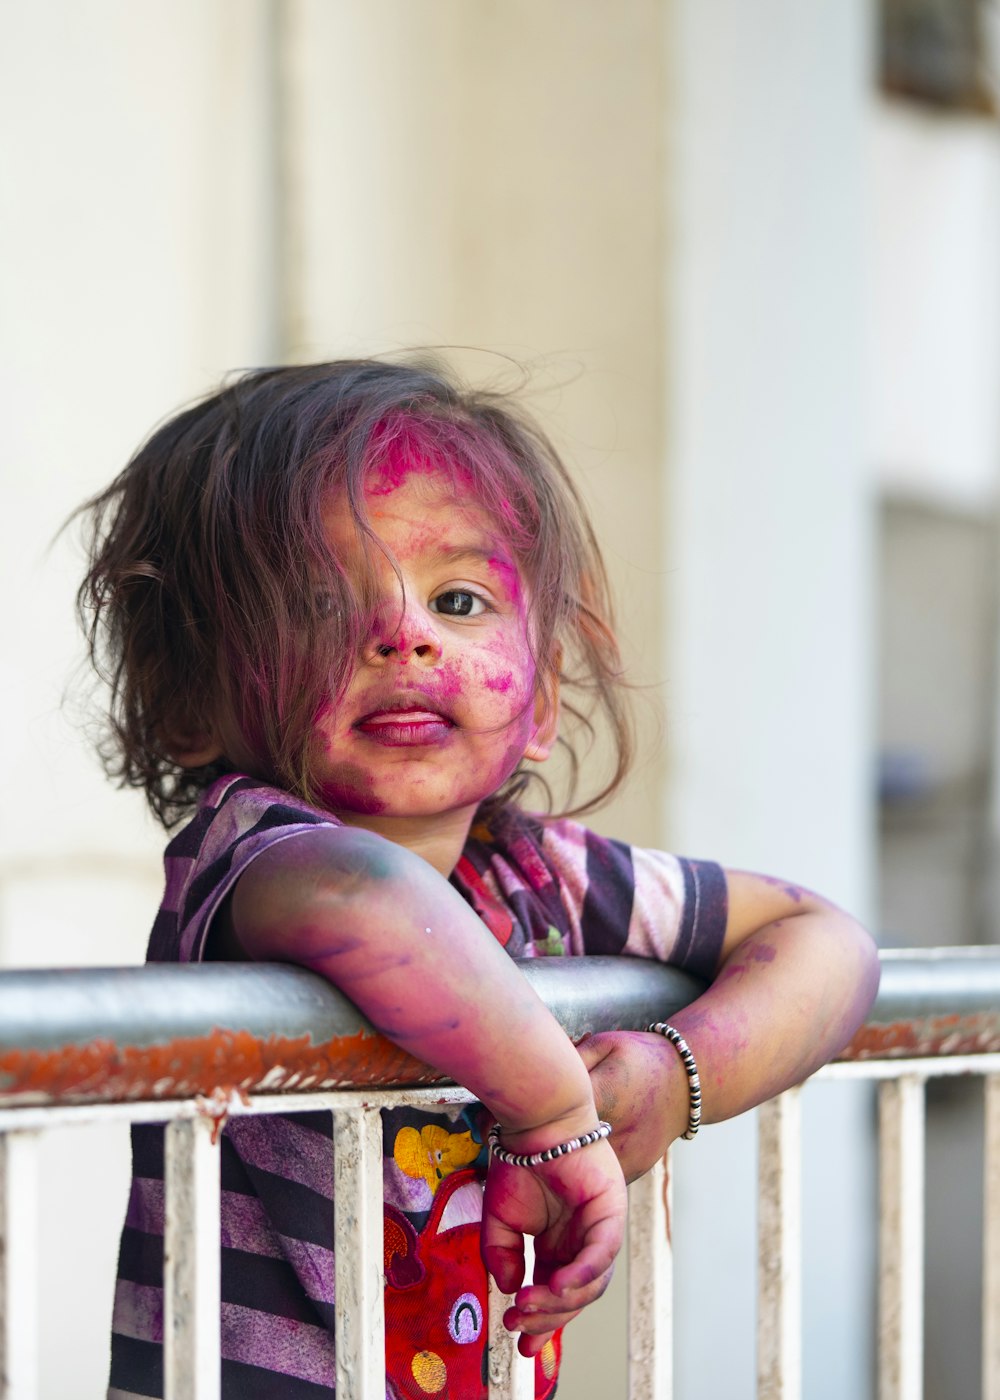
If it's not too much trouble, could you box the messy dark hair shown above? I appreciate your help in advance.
[76,358,633,827]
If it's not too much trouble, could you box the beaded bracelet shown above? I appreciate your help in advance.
[646,1021,702,1140]
[487,1119,613,1169]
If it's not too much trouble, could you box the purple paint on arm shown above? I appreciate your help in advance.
[757,874,808,904]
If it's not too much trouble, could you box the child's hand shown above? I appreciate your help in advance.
[576,1030,690,1184]
[480,1132,626,1356]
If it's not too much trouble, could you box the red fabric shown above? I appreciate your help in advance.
[384,1169,560,1398]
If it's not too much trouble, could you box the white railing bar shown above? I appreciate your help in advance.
[333,1106,384,1400]
[628,1152,672,1400]
[488,1236,535,1399]
[0,1130,39,1400]
[0,1053,999,1136]
[819,1053,1000,1081]
[757,1088,802,1400]
[0,1084,476,1134]
[164,1117,221,1400]
[878,1076,925,1400]
[984,1075,1000,1400]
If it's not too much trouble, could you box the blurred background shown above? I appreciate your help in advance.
[2,1,999,1396]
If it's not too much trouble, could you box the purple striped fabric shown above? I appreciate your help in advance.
[219,1302,335,1385]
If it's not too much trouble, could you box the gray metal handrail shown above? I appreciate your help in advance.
[0,949,999,1106]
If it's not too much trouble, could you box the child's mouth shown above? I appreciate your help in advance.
[354,708,455,746]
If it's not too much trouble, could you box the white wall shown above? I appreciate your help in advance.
[869,99,1000,512]
[666,4,877,1397]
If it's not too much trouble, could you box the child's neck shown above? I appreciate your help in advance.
[334,807,476,877]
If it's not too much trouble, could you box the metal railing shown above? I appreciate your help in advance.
[0,950,998,1400]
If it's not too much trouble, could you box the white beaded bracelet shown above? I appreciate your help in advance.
[646,1021,702,1139]
[487,1119,613,1169]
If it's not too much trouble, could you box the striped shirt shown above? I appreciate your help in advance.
[109,776,727,1400]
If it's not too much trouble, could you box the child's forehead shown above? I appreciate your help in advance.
[321,467,520,577]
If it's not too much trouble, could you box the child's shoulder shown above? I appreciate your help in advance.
[153,774,342,965]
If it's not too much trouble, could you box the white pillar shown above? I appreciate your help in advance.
[665,4,876,1398]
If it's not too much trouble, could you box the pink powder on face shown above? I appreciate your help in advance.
[432,660,464,699]
[483,671,515,694]
[486,555,522,607]
[366,424,474,498]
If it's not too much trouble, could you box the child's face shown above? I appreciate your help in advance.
[311,462,554,830]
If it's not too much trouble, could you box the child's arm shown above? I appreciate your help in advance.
[577,870,880,1184]
[216,824,627,1340]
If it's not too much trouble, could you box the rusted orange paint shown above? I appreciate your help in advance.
[4,1011,1000,1108]
[840,1011,1000,1061]
[0,1027,448,1107]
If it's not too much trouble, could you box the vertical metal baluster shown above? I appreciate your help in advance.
[628,1152,672,1400]
[757,1088,802,1400]
[164,1117,221,1400]
[984,1075,1000,1400]
[0,1131,39,1400]
[879,1075,925,1400]
[488,1236,535,1400]
[333,1106,385,1400]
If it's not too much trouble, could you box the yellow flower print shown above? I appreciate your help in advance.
[394,1125,481,1193]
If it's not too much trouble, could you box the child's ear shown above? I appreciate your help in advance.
[171,737,225,768]
[524,665,561,765]
[162,722,224,769]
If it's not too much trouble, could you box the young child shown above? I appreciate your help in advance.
[79,359,879,1400]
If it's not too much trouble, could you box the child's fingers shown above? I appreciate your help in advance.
[573,1034,610,1070]
[543,1208,624,1298]
[480,1217,526,1296]
[512,1262,614,1322]
[505,1298,586,1336]
[517,1329,557,1358]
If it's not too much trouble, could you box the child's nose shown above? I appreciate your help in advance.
[368,603,443,664]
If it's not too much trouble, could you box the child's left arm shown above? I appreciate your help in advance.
[578,870,880,1183]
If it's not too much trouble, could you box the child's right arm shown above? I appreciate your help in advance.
[213,823,626,1345]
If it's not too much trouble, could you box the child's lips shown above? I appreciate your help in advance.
[353,705,455,746]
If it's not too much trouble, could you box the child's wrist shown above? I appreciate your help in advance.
[644,1025,703,1142]
[489,1118,613,1169]
[495,1098,603,1155]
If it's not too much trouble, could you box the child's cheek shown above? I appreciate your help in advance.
[475,634,535,706]
[482,729,534,794]
[483,670,515,694]
[433,659,464,700]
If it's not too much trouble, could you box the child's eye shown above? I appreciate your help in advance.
[430,590,487,618]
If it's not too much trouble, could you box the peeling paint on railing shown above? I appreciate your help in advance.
[0,1025,444,1107]
[842,1010,1000,1060]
